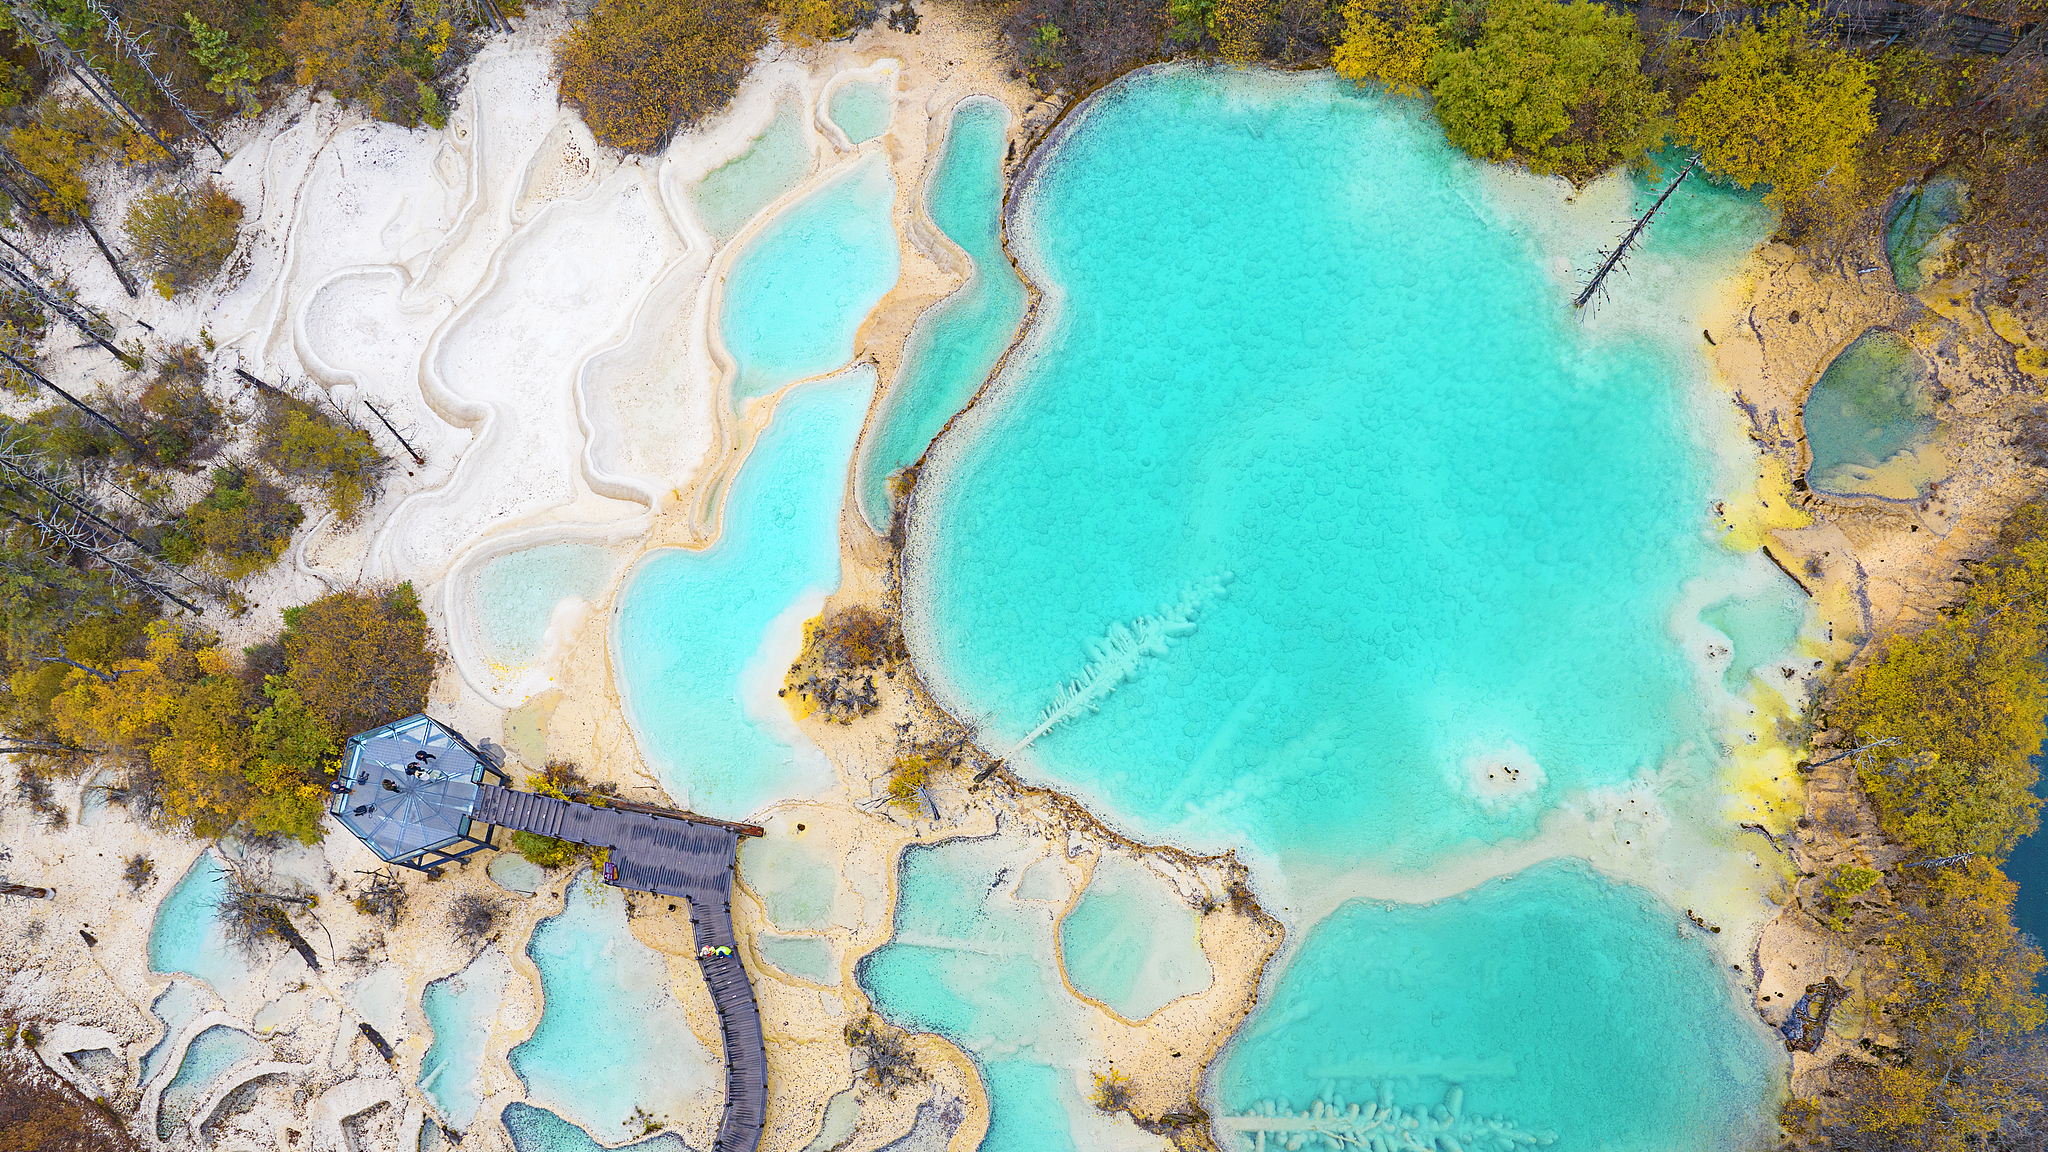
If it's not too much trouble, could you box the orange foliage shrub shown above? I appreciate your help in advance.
[554,0,764,154]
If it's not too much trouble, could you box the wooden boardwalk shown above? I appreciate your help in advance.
[472,785,768,1152]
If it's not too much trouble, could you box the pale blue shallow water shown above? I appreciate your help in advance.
[473,543,614,668]
[148,852,258,1003]
[859,837,1142,1152]
[500,1103,689,1152]
[904,66,1768,875]
[614,370,870,820]
[156,1024,266,1140]
[692,97,812,243]
[418,948,512,1130]
[138,980,207,1089]
[1219,861,1778,1150]
[856,97,1027,533]
[508,873,717,1138]
[720,157,899,404]
[829,80,894,145]
[756,931,838,984]
[1058,854,1211,1020]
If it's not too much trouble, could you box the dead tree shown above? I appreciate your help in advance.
[361,401,426,465]
[0,492,201,613]
[5,3,179,159]
[0,349,145,453]
[0,150,139,297]
[1575,153,1701,311]
[76,0,226,162]
[0,432,156,546]
[0,258,133,364]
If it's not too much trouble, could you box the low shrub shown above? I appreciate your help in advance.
[164,466,303,579]
[132,347,225,466]
[280,0,471,128]
[124,182,243,299]
[554,0,764,153]
[257,395,385,521]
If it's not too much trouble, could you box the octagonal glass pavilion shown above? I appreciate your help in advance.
[330,714,508,871]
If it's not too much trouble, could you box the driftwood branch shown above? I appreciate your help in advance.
[1575,154,1700,311]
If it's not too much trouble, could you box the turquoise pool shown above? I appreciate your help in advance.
[719,157,900,405]
[148,852,260,1006]
[614,369,870,820]
[155,1024,265,1140]
[1216,861,1779,1150]
[856,97,1026,533]
[692,96,812,243]
[508,873,719,1138]
[903,66,1774,875]
[1802,329,1944,500]
[501,1102,690,1152]
[894,64,1786,1146]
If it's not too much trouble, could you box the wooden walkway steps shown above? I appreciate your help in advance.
[471,785,767,1152]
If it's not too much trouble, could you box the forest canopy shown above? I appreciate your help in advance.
[1426,0,1666,183]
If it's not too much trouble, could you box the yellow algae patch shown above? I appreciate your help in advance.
[1987,301,2048,382]
[1722,454,1811,554]
[780,614,826,722]
[1722,685,1809,838]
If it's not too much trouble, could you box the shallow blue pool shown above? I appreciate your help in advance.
[856,96,1026,532]
[508,873,718,1138]
[1802,329,1942,500]
[614,369,871,820]
[720,157,899,405]
[148,852,259,1004]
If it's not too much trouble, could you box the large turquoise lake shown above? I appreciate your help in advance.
[905,67,1775,875]
[895,66,1786,1148]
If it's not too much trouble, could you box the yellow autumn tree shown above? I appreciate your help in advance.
[1842,860,2048,1150]
[1211,0,1275,63]
[281,0,459,126]
[1332,0,1438,93]
[554,0,765,153]
[1425,0,1666,183]
[763,0,839,42]
[150,664,257,837]
[1674,7,1875,202]
[47,620,209,762]
[277,584,439,738]
[1832,505,2048,857]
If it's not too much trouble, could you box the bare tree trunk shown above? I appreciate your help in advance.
[0,348,146,453]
